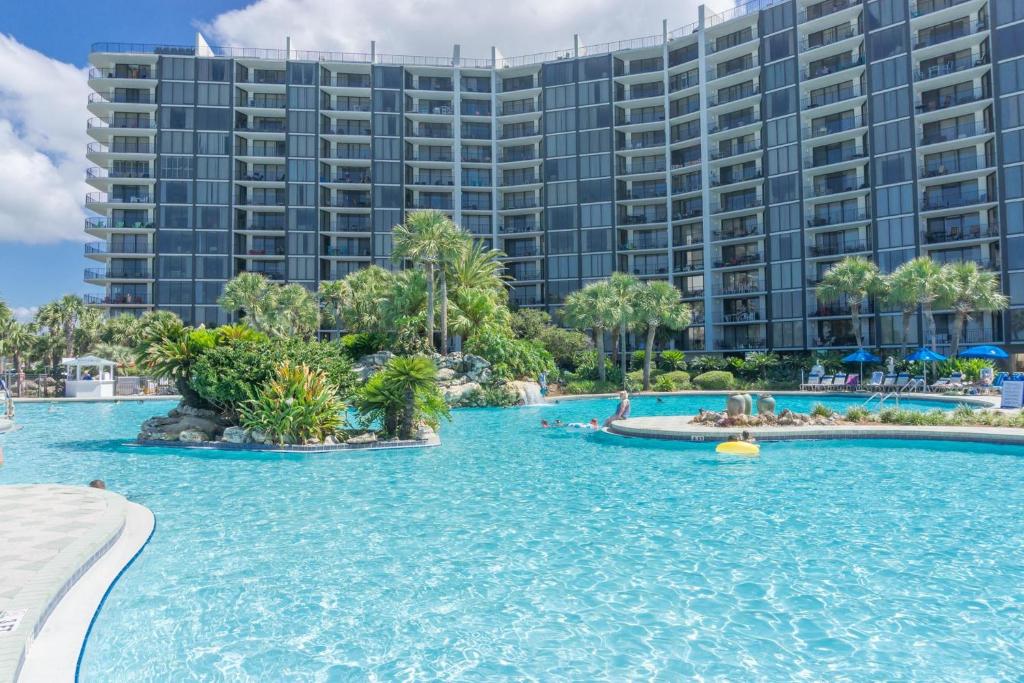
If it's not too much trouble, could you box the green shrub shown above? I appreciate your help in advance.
[563,379,621,395]
[934,358,994,382]
[688,355,728,374]
[339,333,387,360]
[844,406,870,422]
[465,328,555,380]
[659,350,686,371]
[239,362,345,445]
[660,370,691,388]
[631,350,647,370]
[653,375,677,392]
[537,326,591,370]
[692,370,735,390]
[509,309,552,339]
[810,402,835,418]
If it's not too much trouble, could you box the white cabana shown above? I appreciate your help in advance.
[63,356,117,398]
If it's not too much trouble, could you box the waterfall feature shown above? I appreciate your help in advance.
[510,381,545,405]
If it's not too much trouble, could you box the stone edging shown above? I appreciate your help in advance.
[0,487,128,683]
[606,420,1024,446]
[135,433,441,453]
[552,390,996,408]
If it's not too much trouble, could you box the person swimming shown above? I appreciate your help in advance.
[567,418,600,430]
[541,419,550,428]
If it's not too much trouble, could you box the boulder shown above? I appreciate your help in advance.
[437,367,457,381]
[221,426,251,444]
[415,425,437,440]
[178,403,219,419]
[507,380,544,405]
[443,381,481,404]
[357,351,394,368]
[178,429,210,443]
[323,435,338,446]
[348,432,378,445]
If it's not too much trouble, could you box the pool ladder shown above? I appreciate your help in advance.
[863,380,920,409]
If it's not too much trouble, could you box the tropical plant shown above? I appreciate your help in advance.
[449,287,508,341]
[3,322,36,392]
[270,283,320,339]
[886,257,947,351]
[137,327,216,406]
[339,333,388,360]
[536,326,591,371]
[510,309,552,340]
[562,282,616,383]
[239,362,345,445]
[218,272,272,332]
[607,273,641,381]
[213,323,267,345]
[392,210,451,352]
[633,280,692,390]
[448,239,508,295]
[354,355,449,439]
[938,261,1008,357]
[659,350,686,371]
[89,342,135,370]
[810,402,835,418]
[35,295,86,358]
[318,266,394,336]
[464,325,555,380]
[816,256,882,348]
[101,314,143,347]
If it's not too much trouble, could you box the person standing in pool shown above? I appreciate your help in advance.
[604,391,631,427]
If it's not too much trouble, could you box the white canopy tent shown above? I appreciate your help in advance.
[63,356,117,398]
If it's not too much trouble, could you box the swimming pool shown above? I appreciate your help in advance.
[2,399,1022,680]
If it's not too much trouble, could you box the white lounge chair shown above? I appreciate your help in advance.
[865,371,884,390]
[801,375,822,391]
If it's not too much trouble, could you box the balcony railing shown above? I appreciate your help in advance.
[500,223,540,234]
[914,21,987,50]
[924,224,998,243]
[620,238,669,251]
[803,84,861,109]
[799,0,862,23]
[713,224,762,240]
[86,167,152,179]
[916,87,988,113]
[711,169,762,187]
[719,282,764,295]
[502,198,539,210]
[714,253,763,268]
[501,101,537,116]
[408,200,454,210]
[800,24,858,52]
[235,96,287,109]
[802,55,864,80]
[920,191,989,210]
[910,0,972,18]
[809,240,870,256]
[88,66,155,79]
[323,148,371,160]
[915,55,989,82]
[712,196,762,213]
[84,241,152,255]
[619,214,667,225]
[708,84,759,107]
[327,74,371,88]
[806,178,868,197]
[86,192,152,204]
[323,246,371,256]
[805,148,866,167]
[411,176,454,186]
[84,268,152,280]
[919,154,992,178]
[87,117,156,129]
[88,91,155,105]
[919,120,990,145]
[83,293,150,305]
[323,101,371,112]
[806,210,870,227]
[623,187,667,200]
[710,140,762,160]
[804,115,865,139]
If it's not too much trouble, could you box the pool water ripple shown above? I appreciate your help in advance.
[0,396,1022,680]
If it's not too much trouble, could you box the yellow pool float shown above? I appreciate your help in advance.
[715,441,760,456]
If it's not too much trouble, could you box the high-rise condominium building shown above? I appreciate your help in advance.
[85,0,1024,353]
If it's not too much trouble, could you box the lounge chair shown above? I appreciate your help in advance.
[879,374,897,390]
[894,372,911,390]
[825,373,847,391]
[930,378,950,391]
[844,374,860,391]
[865,371,884,390]
[812,375,833,391]
[948,371,964,387]
[801,375,822,391]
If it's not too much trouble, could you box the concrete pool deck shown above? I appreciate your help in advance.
[0,485,153,683]
[607,415,1024,445]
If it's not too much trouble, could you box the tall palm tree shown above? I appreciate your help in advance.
[448,240,508,294]
[563,282,616,383]
[449,288,507,341]
[218,272,272,331]
[634,281,692,390]
[319,266,394,336]
[608,272,640,381]
[887,257,947,351]
[4,322,36,394]
[36,295,85,359]
[939,261,1008,356]
[816,256,882,348]
[436,227,470,354]
[392,210,452,351]
[0,301,13,374]
[102,314,143,347]
[74,306,106,356]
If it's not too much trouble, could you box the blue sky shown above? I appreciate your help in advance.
[0,0,704,318]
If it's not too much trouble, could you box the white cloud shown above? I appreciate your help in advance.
[202,0,704,62]
[0,34,90,244]
[11,306,38,323]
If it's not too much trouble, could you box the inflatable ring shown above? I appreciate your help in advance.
[715,441,760,456]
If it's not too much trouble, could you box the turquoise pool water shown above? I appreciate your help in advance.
[2,397,1022,680]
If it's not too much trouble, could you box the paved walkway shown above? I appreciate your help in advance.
[0,485,129,683]
[608,415,1024,445]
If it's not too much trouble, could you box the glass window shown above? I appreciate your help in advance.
[869,25,907,60]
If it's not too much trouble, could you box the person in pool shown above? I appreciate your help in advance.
[541,420,550,428]
[567,419,600,430]
[603,391,631,427]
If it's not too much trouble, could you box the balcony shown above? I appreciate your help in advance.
[804,115,865,139]
[620,238,669,251]
[630,264,670,276]
[84,268,151,281]
[709,115,758,134]
[502,198,539,210]
[408,200,453,211]
[619,214,667,225]
[236,144,287,158]
[86,191,152,205]
[505,245,542,257]
[717,310,764,324]
[327,74,371,88]
[712,224,762,241]
[914,54,989,81]
[803,84,861,109]
[718,281,764,295]
[501,101,537,116]
[509,267,542,280]
[812,303,872,317]
[806,210,870,227]
[325,194,371,209]
[501,126,539,140]
[87,117,156,130]
[913,21,987,50]
[919,154,991,178]
[800,24,858,52]
[924,224,998,243]
[920,191,989,210]
[500,151,537,163]
[805,148,866,168]
[84,240,151,255]
[323,100,371,113]
[323,123,370,136]
[806,178,868,198]
[712,196,762,214]
[711,168,762,188]
[500,222,540,234]
[323,246,371,257]
[88,66,155,80]
[501,175,539,186]
[710,140,762,160]
[916,87,988,113]
[800,0,862,23]
[410,175,454,186]
[919,120,989,145]
[910,0,973,18]
[714,253,763,268]
[88,141,153,155]
[88,91,155,105]
[323,148,371,160]
[708,84,760,107]
[718,339,767,351]
[802,55,864,81]
[83,293,150,305]
[809,240,870,256]
[235,96,286,109]
[86,166,152,180]
[623,186,667,200]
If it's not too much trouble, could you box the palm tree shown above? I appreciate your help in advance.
[319,266,394,336]
[138,328,216,407]
[36,295,85,359]
[939,261,1008,357]
[4,322,35,394]
[608,273,640,381]
[448,240,508,294]
[385,355,440,439]
[634,281,692,390]
[102,314,143,347]
[0,301,13,374]
[392,210,453,351]
[436,227,470,354]
[272,283,319,339]
[89,342,135,371]
[563,282,616,383]
[218,272,272,331]
[449,288,506,341]
[887,257,948,351]
[74,307,106,356]
[816,256,882,348]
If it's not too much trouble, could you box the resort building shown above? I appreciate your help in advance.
[85,0,1024,353]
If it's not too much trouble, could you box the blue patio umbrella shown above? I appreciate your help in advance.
[905,347,947,386]
[842,348,881,382]
[958,344,1009,360]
